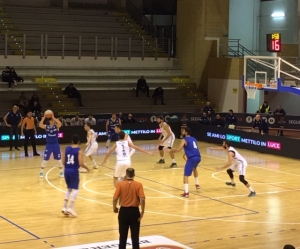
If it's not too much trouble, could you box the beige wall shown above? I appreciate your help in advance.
[177,0,229,92]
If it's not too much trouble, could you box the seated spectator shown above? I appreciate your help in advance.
[29,93,40,107]
[283,245,295,249]
[225,109,237,128]
[118,112,126,124]
[136,75,150,97]
[85,114,96,125]
[10,67,23,83]
[211,114,225,127]
[2,66,13,90]
[250,114,269,135]
[152,86,165,105]
[127,113,136,123]
[203,101,214,115]
[64,83,84,107]
[29,101,42,119]
[198,112,210,125]
[58,115,68,126]
[18,91,29,115]
[274,106,286,136]
[71,114,84,126]
[258,101,271,114]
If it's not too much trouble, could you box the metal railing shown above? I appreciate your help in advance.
[1,34,176,60]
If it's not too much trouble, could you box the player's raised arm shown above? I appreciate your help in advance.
[101,143,117,165]
[52,116,62,129]
[128,142,153,156]
[78,150,90,172]
[39,116,46,129]
[170,139,186,153]
[216,151,234,171]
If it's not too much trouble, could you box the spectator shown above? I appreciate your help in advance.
[274,106,286,136]
[198,112,210,125]
[21,110,39,157]
[29,93,40,106]
[118,112,126,124]
[3,104,22,151]
[113,168,145,249]
[2,66,13,90]
[35,111,43,127]
[283,245,295,249]
[203,101,214,115]
[10,67,23,83]
[211,114,225,127]
[58,115,68,126]
[18,91,29,115]
[64,83,84,107]
[84,114,96,126]
[127,113,136,123]
[71,114,84,126]
[136,75,150,97]
[152,86,165,105]
[258,101,271,114]
[225,109,238,128]
[250,114,269,135]
[29,101,42,118]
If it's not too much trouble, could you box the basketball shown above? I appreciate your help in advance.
[44,110,53,119]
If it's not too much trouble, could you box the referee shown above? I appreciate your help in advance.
[113,168,145,249]
[3,104,22,151]
[21,110,40,157]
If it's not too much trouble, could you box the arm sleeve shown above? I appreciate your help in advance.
[138,184,146,199]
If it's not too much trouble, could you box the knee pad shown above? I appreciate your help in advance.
[158,146,164,151]
[239,175,248,185]
[226,168,234,178]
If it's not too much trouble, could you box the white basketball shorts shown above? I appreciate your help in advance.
[84,143,98,156]
[114,160,131,178]
[230,161,248,175]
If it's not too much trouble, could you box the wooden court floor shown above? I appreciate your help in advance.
[0,140,299,249]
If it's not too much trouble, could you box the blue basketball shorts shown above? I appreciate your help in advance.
[184,156,201,176]
[108,130,119,141]
[44,143,61,160]
[64,169,79,190]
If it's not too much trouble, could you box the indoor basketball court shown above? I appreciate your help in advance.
[0,139,299,249]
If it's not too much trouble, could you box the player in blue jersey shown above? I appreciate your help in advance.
[39,113,63,178]
[61,134,90,217]
[105,113,121,153]
[171,127,201,198]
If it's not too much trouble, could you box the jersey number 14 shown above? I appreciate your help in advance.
[66,154,75,164]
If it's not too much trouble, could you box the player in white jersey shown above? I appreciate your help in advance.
[80,123,98,172]
[114,124,135,156]
[101,131,153,187]
[215,140,256,197]
[156,116,176,168]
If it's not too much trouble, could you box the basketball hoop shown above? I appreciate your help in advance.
[244,82,262,99]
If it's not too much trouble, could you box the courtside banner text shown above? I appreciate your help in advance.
[55,235,192,249]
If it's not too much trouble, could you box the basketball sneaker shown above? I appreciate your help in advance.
[180,192,189,198]
[248,191,256,197]
[169,162,177,168]
[226,182,236,187]
[61,208,69,216]
[79,168,88,173]
[67,208,77,217]
[93,165,99,169]
[60,172,64,178]
[156,159,165,164]
[39,172,44,178]
[195,184,200,189]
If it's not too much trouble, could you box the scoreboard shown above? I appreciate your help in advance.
[266,33,281,52]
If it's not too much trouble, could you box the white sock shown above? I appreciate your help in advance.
[231,179,235,184]
[161,157,164,160]
[249,186,254,192]
[184,183,189,193]
[172,159,176,163]
[92,159,97,166]
[57,160,63,170]
[41,160,47,168]
[64,189,72,208]
[129,148,136,157]
[69,189,79,208]
[195,177,199,185]
[106,140,111,147]
[40,168,44,173]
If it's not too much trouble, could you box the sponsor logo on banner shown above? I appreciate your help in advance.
[246,116,253,123]
[267,141,281,150]
[268,117,275,124]
[288,120,300,125]
[191,117,201,121]
[55,235,192,249]
[150,116,157,122]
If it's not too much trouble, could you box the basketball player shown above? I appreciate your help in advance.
[80,123,99,172]
[170,127,200,198]
[39,113,63,178]
[156,116,176,168]
[105,113,121,153]
[61,134,90,217]
[101,131,153,188]
[214,140,256,197]
[114,124,135,156]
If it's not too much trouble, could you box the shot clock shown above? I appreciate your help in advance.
[266,33,281,52]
